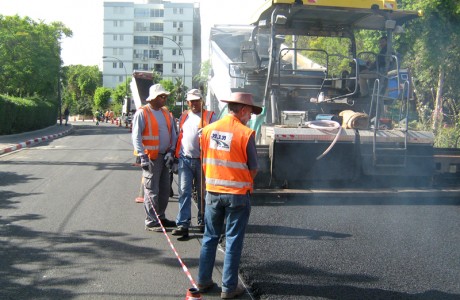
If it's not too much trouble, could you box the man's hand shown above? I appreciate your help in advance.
[171,159,179,174]
[140,154,150,171]
[164,152,174,169]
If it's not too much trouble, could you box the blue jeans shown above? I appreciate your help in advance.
[176,155,203,228]
[198,192,251,293]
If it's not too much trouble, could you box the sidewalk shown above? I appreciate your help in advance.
[0,122,74,155]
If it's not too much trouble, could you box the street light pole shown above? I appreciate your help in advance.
[155,35,186,112]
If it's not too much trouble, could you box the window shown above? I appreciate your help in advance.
[178,63,183,70]
[120,35,124,41]
[150,23,163,32]
[154,64,163,73]
[113,48,118,55]
[112,20,124,27]
[149,49,161,59]
[112,62,117,68]
[134,8,149,18]
[150,9,164,17]
[134,36,149,45]
[135,22,149,31]
[118,75,123,82]
[173,21,177,28]
[133,50,142,59]
[180,8,183,14]
[113,35,118,41]
[173,8,177,14]
[149,36,163,46]
[172,49,176,56]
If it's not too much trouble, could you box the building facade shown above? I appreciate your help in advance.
[102,0,201,90]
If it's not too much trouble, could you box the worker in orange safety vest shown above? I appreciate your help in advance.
[197,92,262,298]
[131,84,177,232]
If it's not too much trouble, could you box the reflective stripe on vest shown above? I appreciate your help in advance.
[175,110,214,159]
[203,158,248,170]
[201,114,254,195]
[141,106,172,159]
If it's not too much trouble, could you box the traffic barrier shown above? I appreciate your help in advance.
[185,288,202,300]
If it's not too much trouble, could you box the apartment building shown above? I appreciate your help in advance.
[102,0,201,90]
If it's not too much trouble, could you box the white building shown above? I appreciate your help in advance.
[102,0,201,90]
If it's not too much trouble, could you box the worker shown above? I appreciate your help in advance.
[171,89,217,238]
[131,84,177,232]
[104,110,109,123]
[197,92,261,299]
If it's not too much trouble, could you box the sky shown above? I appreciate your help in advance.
[0,0,263,67]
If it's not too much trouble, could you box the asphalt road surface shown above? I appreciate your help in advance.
[243,195,460,299]
[1,122,459,299]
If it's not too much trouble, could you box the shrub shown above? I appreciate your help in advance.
[0,94,57,135]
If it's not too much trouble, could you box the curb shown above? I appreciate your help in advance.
[0,127,74,156]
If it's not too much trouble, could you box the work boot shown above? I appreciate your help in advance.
[145,223,162,232]
[160,219,176,227]
[221,284,245,299]
[197,281,216,293]
[171,226,189,237]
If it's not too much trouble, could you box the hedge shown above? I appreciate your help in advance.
[0,95,58,135]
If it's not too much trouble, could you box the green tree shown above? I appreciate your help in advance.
[62,65,102,116]
[93,87,112,110]
[401,0,460,135]
[193,60,211,96]
[111,77,131,104]
[162,77,187,117]
[0,15,72,99]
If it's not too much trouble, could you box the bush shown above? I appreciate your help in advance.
[434,126,460,148]
[0,94,58,135]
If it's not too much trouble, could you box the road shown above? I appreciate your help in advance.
[0,123,229,300]
[243,195,460,299]
[1,122,459,299]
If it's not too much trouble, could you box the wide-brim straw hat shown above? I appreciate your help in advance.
[221,92,262,115]
[146,84,170,101]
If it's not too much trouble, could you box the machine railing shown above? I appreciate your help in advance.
[369,63,411,168]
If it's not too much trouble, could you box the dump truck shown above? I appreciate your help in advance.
[206,0,460,189]
[122,70,155,126]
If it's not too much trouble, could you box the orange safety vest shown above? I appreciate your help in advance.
[201,114,254,195]
[140,105,173,160]
[175,110,214,159]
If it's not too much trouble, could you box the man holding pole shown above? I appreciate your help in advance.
[171,89,216,238]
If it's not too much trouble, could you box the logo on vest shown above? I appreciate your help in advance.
[210,130,232,152]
